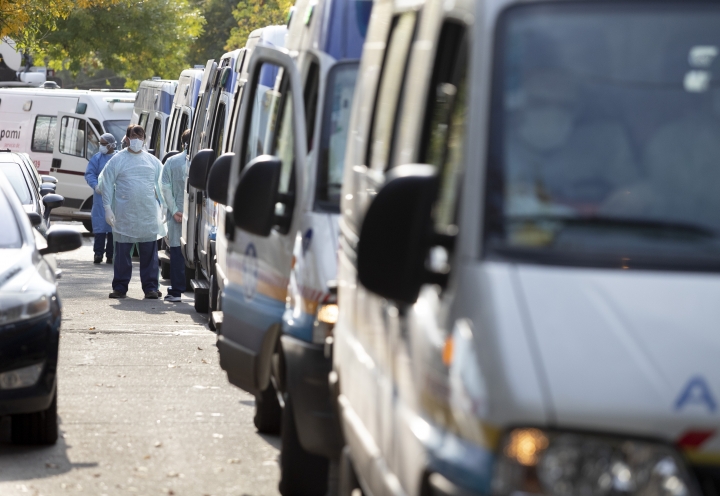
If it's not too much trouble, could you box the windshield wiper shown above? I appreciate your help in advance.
[507,215,718,238]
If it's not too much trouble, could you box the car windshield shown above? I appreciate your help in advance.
[103,120,130,145]
[0,163,33,205]
[485,3,720,270]
[0,189,22,249]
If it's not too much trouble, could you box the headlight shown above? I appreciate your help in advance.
[0,293,51,326]
[312,303,338,344]
[0,362,44,389]
[493,429,697,496]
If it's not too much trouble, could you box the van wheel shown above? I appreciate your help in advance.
[339,446,362,496]
[12,391,58,445]
[210,274,219,312]
[82,220,93,233]
[254,382,281,434]
[161,260,171,280]
[194,291,209,313]
[279,396,329,496]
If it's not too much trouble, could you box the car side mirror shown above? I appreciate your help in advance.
[41,175,57,184]
[27,212,42,227]
[40,184,55,196]
[40,226,82,255]
[232,155,282,236]
[161,150,181,165]
[357,164,453,305]
[188,149,217,190]
[207,153,234,205]
[42,193,64,220]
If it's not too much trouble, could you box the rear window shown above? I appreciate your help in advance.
[104,120,129,145]
[0,190,22,249]
[0,163,32,205]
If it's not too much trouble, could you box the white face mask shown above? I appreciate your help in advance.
[518,105,574,151]
[99,144,109,154]
[129,138,144,152]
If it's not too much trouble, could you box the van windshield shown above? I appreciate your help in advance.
[485,3,720,270]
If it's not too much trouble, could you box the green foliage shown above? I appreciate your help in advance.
[226,0,292,51]
[187,0,237,66]
[38,0,204,89]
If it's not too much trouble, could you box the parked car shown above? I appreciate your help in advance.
[0,172,82,444]
[0,151,65,236]
[331,0,720,494]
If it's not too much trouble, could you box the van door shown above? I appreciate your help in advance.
[51,111,102,215]
[220,45,308,393]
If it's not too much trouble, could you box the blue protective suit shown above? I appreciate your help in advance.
[100,149,167,244]
[85,150,117,233]
[161,150,187,248]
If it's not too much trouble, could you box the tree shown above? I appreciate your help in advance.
[0,0,119,50]
[38,0,203,89]
[187,0,237,66]
[225,0,292,51]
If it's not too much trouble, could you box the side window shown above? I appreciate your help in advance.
[227,85,244,153]
[32,115,56,153]
[177,112,189,150]
[139,112,149,130]
[316,62,359,212]
[150,118,162,157]
[420,22,468,232]
[211,103,226,157]
[367,12,417,171]
[303,61,320,151]
[86,125,100,158]
[59,116,87,157]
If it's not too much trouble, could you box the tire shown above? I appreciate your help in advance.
[185,265,194,293]
[338,446,362,496]
[82,220,93,233]
[254,382,282,434]
[12,391,58,445]
[194,291,209,313]
[210,274,219,312]
[161,260,171,280]
[279,396,329,496]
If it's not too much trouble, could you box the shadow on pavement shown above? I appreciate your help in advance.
[0,417,98,481]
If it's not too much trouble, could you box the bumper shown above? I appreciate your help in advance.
[0,313,59,416]
[282,334,343,459]
[218,285,284,395]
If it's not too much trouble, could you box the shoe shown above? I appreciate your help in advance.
[106,258,113,264]
[164,295,182,302]
[144,291,162,299]
[94,255,102,264]
[109,291,127,299]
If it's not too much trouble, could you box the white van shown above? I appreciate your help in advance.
[163,68,204,158]
[331,0,720,495]
[0,87,134,227]
[130,79,178,160]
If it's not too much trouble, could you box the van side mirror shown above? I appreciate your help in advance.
[161,150,181,164]
[27,212,42,227]
[42,193,64,220]
[188,149,217,190]
[40,226,83,255]
[41,175,57,184]
[232,155,281,236]
[40,184,55,196]
[357,164,453,305]
[207,153,234,205]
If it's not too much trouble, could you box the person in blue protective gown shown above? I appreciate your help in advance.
[84,133,117,264]
[100,125,167,299]
[161,129,190,302]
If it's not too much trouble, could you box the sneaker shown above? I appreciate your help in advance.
[144,291,162,299]
[109,291,127,299]
[106,257,113,264]
[94,255,102,264]
[164,295,182,302]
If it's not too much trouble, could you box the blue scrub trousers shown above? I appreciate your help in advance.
[113,241,159,294]
[168,246,186,297]
[93,232,114,259]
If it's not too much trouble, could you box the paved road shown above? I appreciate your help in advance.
[0,228,280,496]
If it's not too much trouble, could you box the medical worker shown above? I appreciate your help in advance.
[101,125,167,299]
[84,133,117,264]
[161,129,190,302]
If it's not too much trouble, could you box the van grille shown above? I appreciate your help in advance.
[693,466,720,496]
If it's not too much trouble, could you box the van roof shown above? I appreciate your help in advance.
[0,87,135,99]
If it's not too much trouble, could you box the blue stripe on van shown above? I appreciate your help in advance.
[324,0,372,60]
